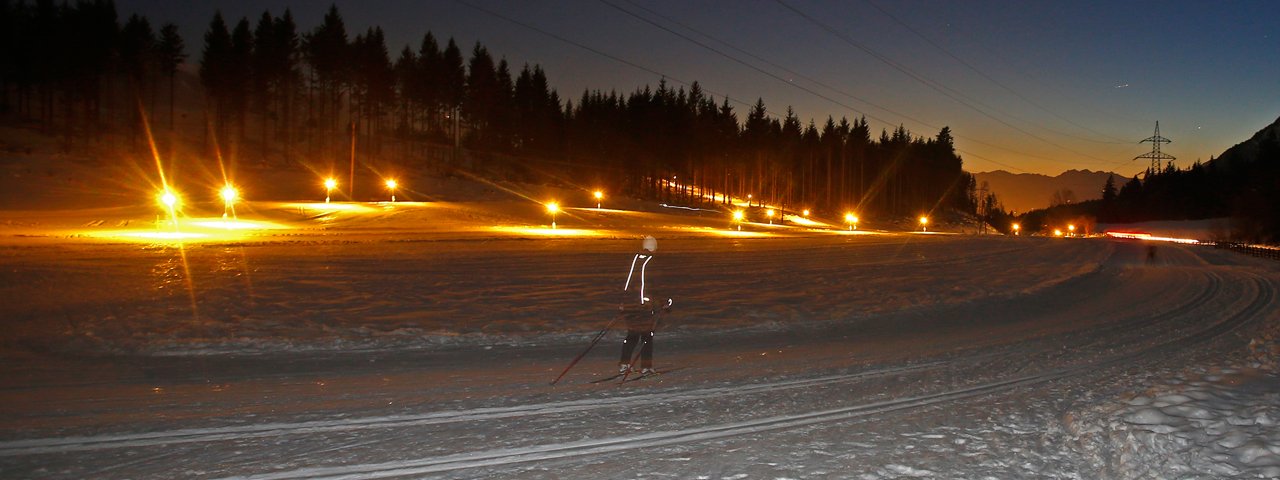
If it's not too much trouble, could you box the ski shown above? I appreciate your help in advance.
[619,370,663,384]
[589,372,628,384]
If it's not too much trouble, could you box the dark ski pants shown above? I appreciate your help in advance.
[619,329,654,369]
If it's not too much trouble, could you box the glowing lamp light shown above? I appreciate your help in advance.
[384,179,398,202]
[766,208,775,224]
[1054,229,1064,237]
[919,216,929,232]
[157,188,181,229]
[220,185,238,203]
[1012,223,1021,235]
[845,212,859,231]
[1068,224,1077,236]
[733,209,745,231]
[159,190,179,208]
[220,185,239,221]
[324,177,337,203]
[803,209,810,217]
[593,190,603,209]
[545,201,560,229]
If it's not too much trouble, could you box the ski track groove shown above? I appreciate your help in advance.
[0,363,943,456]
[218,271,1275,479]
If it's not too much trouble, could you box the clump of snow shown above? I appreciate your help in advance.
[1069,325,1280,478]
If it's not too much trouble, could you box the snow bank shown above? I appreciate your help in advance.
[1066,289,1280,479]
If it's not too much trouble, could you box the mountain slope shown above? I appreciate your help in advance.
[973,169,1119,214]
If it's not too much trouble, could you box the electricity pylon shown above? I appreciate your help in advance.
[1134,121,1175,174]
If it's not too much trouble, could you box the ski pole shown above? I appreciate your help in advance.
[550,312,622,386]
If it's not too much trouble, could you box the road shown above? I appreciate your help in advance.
[1,238,1276,479]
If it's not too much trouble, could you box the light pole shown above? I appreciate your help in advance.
[733,210,744,231]
[919,216,929,232]
[594,190,603,209]
[220,184,238,220]
[385,179,398,202]
[324,178,337,204]
[1012,223,1020,236]
[158,188,180,230]
[766,208,774,225]
[845,213,859,231]
[546,201,560,229]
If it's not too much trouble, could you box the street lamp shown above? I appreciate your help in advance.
[919,215,929,232]
[593,190,603,209]
[733,209,744,231]
[324,177,337,203]
[385,179,398,202]
[1012,223,1021,236]
[766,208,775,225]
[158,188,180,229]
[546,201,560,229]
[802,209,810,217]
[845,212,859,231]
[1068,224,1076,236]
[220,184,238,220]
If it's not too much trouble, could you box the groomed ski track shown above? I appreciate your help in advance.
[2,239,1277,479]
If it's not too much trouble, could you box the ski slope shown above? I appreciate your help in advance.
[2,194,1279,479]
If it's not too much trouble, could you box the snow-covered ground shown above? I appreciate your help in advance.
[1,168,1279,479]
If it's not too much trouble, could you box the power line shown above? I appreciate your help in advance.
[774,0,1123,166]
[607,0,1057,172]
[452,0,781,120]
[863,0,1132,145]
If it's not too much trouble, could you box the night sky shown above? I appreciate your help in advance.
[115,0,1279,177]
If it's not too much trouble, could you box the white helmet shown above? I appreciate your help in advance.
[642,235,657,252]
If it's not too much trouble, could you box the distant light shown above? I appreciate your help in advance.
[802,209,810,217]
[546,201,560,229]
[324,178,337,203]
[1054,229,1064,237]
[159,190,179,208]
[385,179,398,202]
[919,215,929,232]
[766,209,774,217]
[1068,224,1076,232]
[1012,223,1021,235]
[593,190,603,200]
[220,185,238,203]
[845,212,859,231]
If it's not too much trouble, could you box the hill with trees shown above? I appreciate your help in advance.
[0,2,983,221]
[1016,115,1280,243]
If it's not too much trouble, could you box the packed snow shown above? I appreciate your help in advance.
[1,161,1279,479]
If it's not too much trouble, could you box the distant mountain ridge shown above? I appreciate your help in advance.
[973,169,1120,214]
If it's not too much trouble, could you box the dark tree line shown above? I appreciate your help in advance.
[3,2,979,218]
[1,0,184,148]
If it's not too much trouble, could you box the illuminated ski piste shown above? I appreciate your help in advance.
[2,197,1279,479]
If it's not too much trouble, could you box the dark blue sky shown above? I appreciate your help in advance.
[116,0,1279,176]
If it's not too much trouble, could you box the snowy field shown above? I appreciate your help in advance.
[2,188,1279,479]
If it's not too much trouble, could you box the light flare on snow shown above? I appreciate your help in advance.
[487,226,603,237]
[711,229,771,238]
[282,202,378,213]
[91,217,288,242]
[1105,231,1201,244]
[786,215,827,227]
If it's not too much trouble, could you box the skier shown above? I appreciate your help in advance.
[618,235,671,375]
